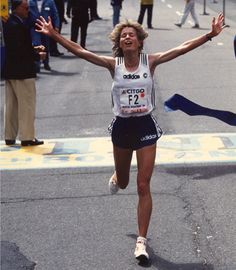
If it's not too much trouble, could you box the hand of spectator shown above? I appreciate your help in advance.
[66,13,71,18]
[34,45,45,53]
[39,52,46,61]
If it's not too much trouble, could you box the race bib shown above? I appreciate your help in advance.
[120,87,148,114]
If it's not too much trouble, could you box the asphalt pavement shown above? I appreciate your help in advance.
[1,0,236,269]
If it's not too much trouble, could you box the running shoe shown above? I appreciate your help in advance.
[108,172,119,195]
[192,24,200,29]
[174,23,182,28]
[134,236,149,262]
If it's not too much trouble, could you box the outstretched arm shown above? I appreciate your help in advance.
[150,13,225,69]
[35,16,115,72]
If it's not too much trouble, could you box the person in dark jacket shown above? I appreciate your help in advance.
[90,0,101,20]
[3,0,45,146]
[66,0,91,48]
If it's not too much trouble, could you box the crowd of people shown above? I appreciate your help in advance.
[0,0,158,148]
[0,0,229,264]
[2,0,226,74]
[1,0,104,146]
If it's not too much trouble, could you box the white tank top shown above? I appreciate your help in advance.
[111,53,155,117]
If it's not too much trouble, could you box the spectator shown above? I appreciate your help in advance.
[50,0,65,56]
[3,0,45,146]
[175,0,200,29]
[137,0,154,29]
[90,0,102,20]
[111,0,123,28]
[66,0,91,48]
[1,20,6,77]
[28,0,41,45]
[41,0,60,69]
[28,0,42,72]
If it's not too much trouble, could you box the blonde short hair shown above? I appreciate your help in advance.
[109,19,148,57]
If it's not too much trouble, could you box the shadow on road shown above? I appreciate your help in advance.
[1,241,36,270]
[163,164,236,180]
[127,234,214,270]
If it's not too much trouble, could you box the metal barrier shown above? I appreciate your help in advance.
[202,0,209,15]
[201,0,229,27]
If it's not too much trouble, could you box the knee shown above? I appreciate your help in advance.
[116,172,129,189]
[117,176,129,189]
[137,181,150,197]
[118,180,128,190]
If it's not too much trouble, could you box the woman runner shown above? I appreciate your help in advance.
[36,13,225,262]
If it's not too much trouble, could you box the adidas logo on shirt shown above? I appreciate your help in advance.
[123,74,140,79]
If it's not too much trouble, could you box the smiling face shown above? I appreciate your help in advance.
[119,27,142,54]
[109,20,148,57]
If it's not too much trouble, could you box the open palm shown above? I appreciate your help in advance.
[212,13,225,36]
[35,16,53,36]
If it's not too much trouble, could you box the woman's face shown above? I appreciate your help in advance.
[119,27,141,53]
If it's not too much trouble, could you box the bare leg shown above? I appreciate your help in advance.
[112,145,133,189]
[136,143,156,237]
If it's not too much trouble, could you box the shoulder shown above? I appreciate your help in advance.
[148,53,162,65]
[4,16,22,31]
[107,56,116,72]
[6,15,19,25]
[147,53,163,74]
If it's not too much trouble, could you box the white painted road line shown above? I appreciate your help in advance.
[176,11,183,16]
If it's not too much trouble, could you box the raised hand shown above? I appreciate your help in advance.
[211,13,225,37]
[35,16,54,36]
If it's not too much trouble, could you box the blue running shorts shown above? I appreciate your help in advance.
[108,114,163,150]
